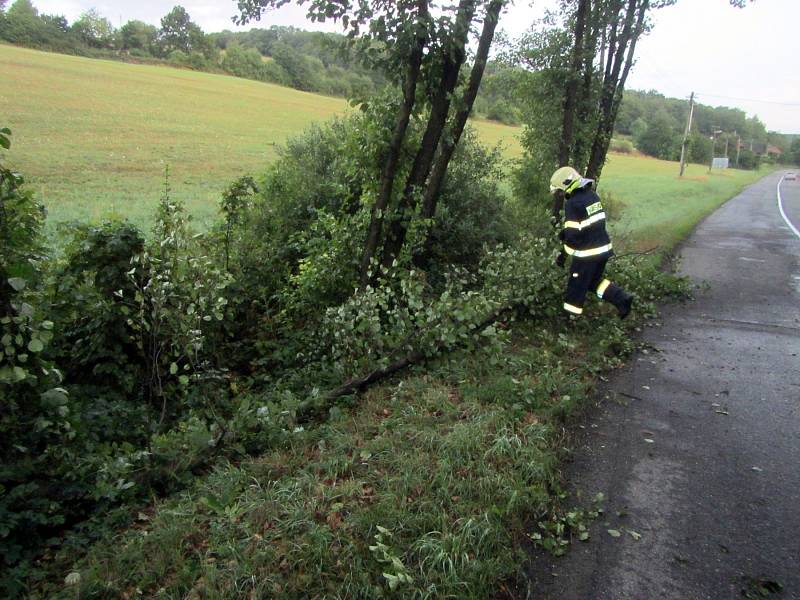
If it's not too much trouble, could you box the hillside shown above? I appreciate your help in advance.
[0,44,521,229]
[1,44,766,252]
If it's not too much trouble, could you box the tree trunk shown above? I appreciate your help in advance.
[586,0,641,181]
[378,0,477,275]
[573,0,600,172]
[419,0,505,221]
[557,0,590,168]
[0,270,14,318]
[359,0,429,287]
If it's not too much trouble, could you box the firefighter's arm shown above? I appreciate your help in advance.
[550,191,565,229]
[560,199,586,248]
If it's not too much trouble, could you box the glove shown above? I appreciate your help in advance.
[555,252,566,268]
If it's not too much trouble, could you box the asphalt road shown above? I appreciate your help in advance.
[519,171,800,599]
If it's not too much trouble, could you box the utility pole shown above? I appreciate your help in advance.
[724,135,729,158]
[735,130,741,168]
[679,92,695,177]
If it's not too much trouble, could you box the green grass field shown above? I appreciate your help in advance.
[1,43,767,251]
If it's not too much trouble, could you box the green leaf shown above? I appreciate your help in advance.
[27,339,44,353]
[7,277,26,291]
[169,362,178,375]
[178,375,190,386]
[41,388,69,405]
[607,529,621,538]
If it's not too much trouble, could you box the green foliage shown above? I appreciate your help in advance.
[616,89,780,167]
[219,104,512,381]
[737,148,761,170]
[609,138,635,154]
[270,40,321,91]
[634,110,680,160]
[118,20,157,54]
[50,221,144,395]
[158,5,215,60]
[474,62,524,125]
[221,43,286,83]
[529,493,605,555]
[42,253,692,599]
[688,132,712,164]
[126,174,231,420]
[1,136,238,594]
[71,9,114,49]
[790,138,800,167]
[0,129,80,594]
[0,0,82,53]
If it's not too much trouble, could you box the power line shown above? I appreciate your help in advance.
[695,92,800,107]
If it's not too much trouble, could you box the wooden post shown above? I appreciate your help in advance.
[679,91,695,177]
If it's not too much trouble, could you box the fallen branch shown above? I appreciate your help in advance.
[296,305,517,422]
[614,246,659,260]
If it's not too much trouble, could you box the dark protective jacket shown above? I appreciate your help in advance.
[560,180,613,262]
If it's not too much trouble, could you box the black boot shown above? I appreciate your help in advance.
[617,292,633,320]
[603,284,634,320]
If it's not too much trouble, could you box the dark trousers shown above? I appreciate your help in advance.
[563,258,627,315]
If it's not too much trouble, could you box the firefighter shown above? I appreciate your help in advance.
[550,166,633,319]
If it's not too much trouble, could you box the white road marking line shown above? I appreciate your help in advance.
[738,257,766,263]
[777,175,800,240]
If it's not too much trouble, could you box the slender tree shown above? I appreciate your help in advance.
[557,0,589,168]
[359,0,430,286]
[238,0,508,280]
[420,0,504,221]
[378,0,478,273]
[585,0,650,180]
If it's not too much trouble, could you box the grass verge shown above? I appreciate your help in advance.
[601,154,769,255]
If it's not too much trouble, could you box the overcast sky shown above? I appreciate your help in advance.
[31,0,800,133]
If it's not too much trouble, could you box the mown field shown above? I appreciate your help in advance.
[1,43,766,252]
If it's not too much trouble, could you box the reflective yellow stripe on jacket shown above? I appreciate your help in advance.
[563,212,607,230]
[563,243,613,258]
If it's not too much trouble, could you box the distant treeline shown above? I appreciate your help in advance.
[0,0,522,123]
[0,1,383,99]
[2,0,797,156]
[471,59,795,167]
[613,89,796,168]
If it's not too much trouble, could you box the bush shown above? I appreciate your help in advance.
[737,149,761,170]
[688,132,712,164]
[609,138,635,154]
[486,99,521,125]
[220,44,265,81]
[1,130,236,592]
[634,112,680,160]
